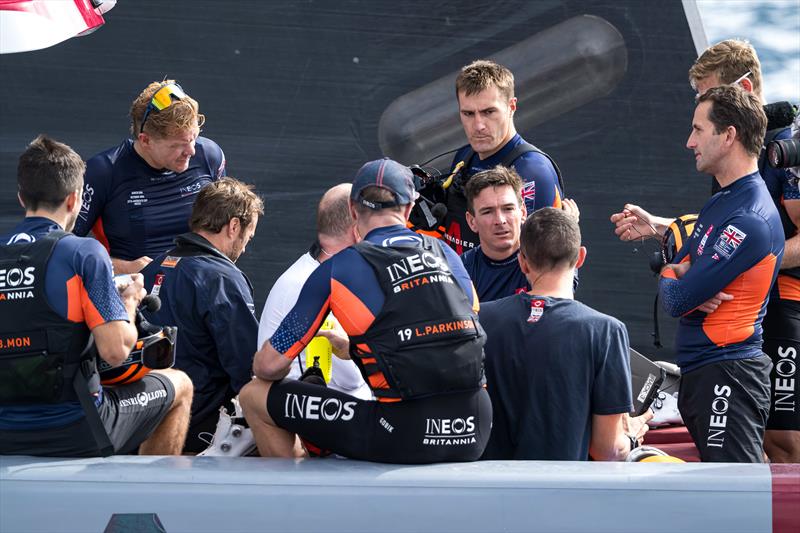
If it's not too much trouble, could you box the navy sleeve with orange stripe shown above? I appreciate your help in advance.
[659,212,777,318]
[270,248,384,359]
[46,235,128,328]
[270,226,478,359]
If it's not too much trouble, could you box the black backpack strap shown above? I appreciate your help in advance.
[652,292,662,349]
[74,363,114,457]
[502,142,566,195]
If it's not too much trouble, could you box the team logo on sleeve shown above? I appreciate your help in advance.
[521,181,536,204]
[712,225,746,259]
[696,225,714,256]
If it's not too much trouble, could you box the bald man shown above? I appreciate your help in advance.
[257,184,370,398]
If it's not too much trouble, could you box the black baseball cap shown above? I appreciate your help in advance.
[350,158,418,209]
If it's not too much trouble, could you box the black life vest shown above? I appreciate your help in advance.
[0,231,94,405]
[349,235,485,401]
[442,142,564,255]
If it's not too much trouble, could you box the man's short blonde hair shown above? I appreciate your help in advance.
[689,39,763,98]
[455,60,515,101]
[129,80,205,138]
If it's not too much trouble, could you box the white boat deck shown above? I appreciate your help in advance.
[1,455,778,532]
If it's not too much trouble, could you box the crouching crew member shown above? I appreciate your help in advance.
[142,178,263,453]
[0,135,192,457]
[240,158,491,463]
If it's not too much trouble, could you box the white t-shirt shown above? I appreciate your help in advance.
[258,252,372,399]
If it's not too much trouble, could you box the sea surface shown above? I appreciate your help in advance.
[696,0,800,103]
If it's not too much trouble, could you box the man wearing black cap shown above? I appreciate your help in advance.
[240,158,491,464]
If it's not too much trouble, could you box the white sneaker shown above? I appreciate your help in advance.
[197,398,257,457]
[648,390,683,427]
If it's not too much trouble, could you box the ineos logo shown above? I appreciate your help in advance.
[284,393,356,421]
[386,250,450,283]
[707,384,731,448]
[775,346,797,413]
[78,184,94,221]
[0,267,35,288]
[425,416,475,436]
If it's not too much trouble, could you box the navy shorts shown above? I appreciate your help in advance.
[267,379,491,464]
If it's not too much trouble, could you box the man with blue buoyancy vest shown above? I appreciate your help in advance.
[239,158,491,464]
[441,60,564,256]
[610,39,800,463]
[74,80,226,275]
[141,178,263,453]
[0,135,192,457]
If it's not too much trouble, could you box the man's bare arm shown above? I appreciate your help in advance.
[589,412,652,461]
[610,204,673,241]
[93,273,145,366]
[253,340,293,381]
[111,256,153,274]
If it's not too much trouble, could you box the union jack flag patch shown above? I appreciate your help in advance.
[521,181,536,204]
[713,224,746,258]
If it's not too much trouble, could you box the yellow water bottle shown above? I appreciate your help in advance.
[305,314,334,384]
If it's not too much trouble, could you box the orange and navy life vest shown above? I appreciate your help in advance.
[348,235,485,401]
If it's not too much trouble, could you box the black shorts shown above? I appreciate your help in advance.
[761,298,800,431]
[678,355,771,463]
[0,373,174,457]
[267,380,491,464]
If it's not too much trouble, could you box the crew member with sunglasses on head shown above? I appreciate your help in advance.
[610,40,800,463]
[74,80,226,275]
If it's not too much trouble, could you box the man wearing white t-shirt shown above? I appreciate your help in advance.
[258,183,371,399]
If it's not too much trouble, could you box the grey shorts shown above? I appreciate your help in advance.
[0,372,174,457]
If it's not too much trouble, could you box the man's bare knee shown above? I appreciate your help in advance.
[153,368,193,406]
[240,379,271,419]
